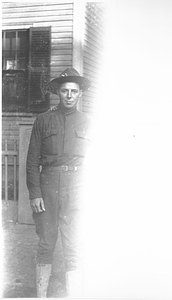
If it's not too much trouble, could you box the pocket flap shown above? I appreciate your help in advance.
[75,130,91,140]
[44,128,58,138]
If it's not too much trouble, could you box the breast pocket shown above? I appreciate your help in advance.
[75,130,91,156]
[42,129,59,154]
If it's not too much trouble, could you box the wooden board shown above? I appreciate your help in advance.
[18,124,34,224]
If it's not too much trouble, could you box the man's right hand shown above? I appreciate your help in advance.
[30,198,46,213]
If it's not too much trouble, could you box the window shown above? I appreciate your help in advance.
[2,27,51,113]
[2,30,29,112]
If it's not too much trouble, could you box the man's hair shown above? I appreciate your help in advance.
[57,82,82,90]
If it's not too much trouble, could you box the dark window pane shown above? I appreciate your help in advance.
[2,70,27,112]
[6,31,16,39]
[2,30,29,112]
[18,31,28,53]
[28,27,50,112]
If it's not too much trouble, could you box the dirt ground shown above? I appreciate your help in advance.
[2,201,67,298]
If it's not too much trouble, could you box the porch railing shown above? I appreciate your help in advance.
[2,139,18,201]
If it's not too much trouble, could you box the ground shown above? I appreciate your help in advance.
[1,201,67,298]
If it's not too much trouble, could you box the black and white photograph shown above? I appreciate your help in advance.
[1,0,172,299]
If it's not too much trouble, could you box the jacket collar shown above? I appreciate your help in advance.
[58,103,78,116]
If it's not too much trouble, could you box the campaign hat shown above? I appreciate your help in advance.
[46,68,91,94]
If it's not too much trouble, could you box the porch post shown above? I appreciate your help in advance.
[73,2,85,112]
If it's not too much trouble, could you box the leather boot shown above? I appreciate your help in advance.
[36,264,52,298]
[66,270,82,298]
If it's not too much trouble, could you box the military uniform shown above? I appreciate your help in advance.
[26,67,92,297]
[26,104,92,270]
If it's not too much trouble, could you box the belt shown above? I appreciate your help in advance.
[42,165,83,172]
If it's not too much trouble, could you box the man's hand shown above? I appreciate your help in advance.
[30,198,46,213]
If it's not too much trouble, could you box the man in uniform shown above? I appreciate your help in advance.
[26,68,92,297]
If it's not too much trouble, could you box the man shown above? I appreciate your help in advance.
[26,68,92,298]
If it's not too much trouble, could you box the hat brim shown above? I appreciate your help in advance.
[46,76,90,94]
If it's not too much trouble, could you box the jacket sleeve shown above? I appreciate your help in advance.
[26,117,42,199]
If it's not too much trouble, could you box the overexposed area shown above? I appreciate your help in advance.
[82,0,172,298]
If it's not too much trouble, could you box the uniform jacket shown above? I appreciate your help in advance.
[26,105,93,199]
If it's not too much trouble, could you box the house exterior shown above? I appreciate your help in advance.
[1,2,105,214]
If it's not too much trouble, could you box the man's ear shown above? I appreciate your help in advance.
[79,90,83,98]
[56,88,60,96]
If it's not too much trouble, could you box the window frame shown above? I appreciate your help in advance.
[2,26,51,113]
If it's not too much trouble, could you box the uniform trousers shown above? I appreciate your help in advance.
[33,168,84,272]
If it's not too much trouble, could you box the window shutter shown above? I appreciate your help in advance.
[28,27,51,112]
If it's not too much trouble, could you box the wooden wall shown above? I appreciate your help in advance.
[82,3,105,115]
[2,114,35,141]
[2,1,74,145]
[2,1,105,142]
[1,1,105,202]
[2,1,74,109]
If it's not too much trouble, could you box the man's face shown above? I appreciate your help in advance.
[57,82,82,109]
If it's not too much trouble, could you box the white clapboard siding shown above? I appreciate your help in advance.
[2,1,73,107]
[2,9,72,18]
[82,3,105,115]
[2,2,73,9]
[2,15,73,25]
